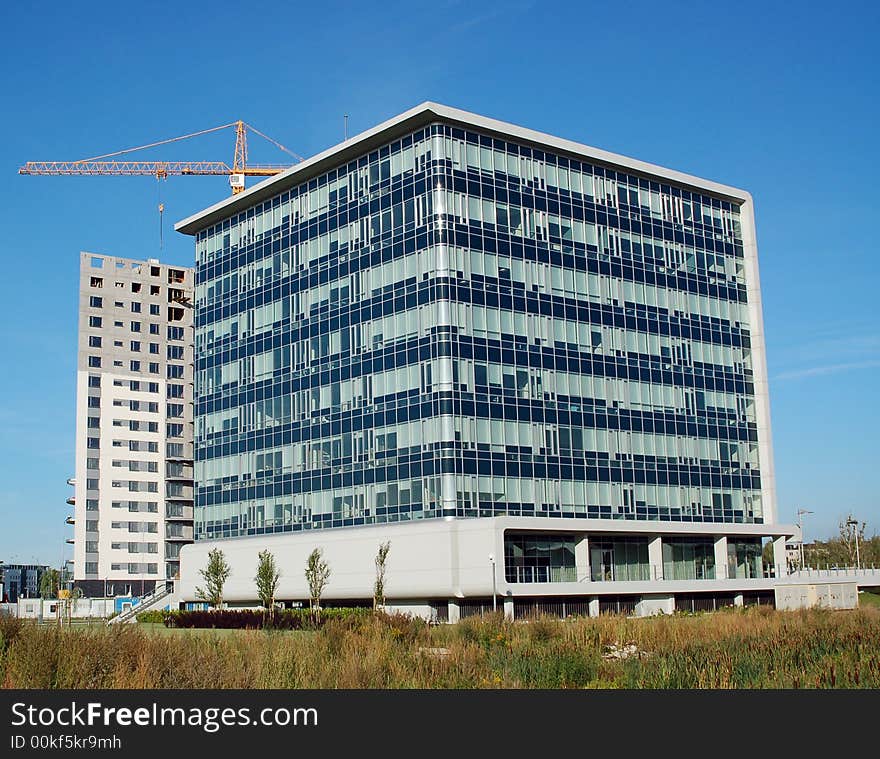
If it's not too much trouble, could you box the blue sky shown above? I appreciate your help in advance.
[1,1,877,565]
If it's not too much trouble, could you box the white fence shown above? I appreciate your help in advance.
[0,598,116,619]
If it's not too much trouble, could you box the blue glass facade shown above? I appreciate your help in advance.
[192,120,763,542]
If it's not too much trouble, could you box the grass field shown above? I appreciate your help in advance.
[135,622,315,639]
[2,606,879,689]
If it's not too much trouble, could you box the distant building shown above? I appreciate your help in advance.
[174,102,794,617]
[70,253,194,597]
[0,563,50,603]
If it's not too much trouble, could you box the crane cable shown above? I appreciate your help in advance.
[157,177,165,250]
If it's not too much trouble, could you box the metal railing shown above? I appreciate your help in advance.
[107,582,174,625]
[506,565,579,583]
[787,565,880,579]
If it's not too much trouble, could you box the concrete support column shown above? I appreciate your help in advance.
[575,536,590,582]
[714,536,729,580]
[773,536,788,578]
[648,536,663,581]
[503,596,514,621]
[447,600,460,624]
[588,597,600,618]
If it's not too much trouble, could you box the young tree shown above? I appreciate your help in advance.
[373,541,391,611]
[195,548,231,609]
[255,549,281,623]
[40,568,60,599]
[304,548,331,623]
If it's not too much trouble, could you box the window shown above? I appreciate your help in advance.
[88,375,101,388]
[85,562,98,575]
[88,336,102,347]
[132,283,142,293]
[88,396,100,408]
[131,302,141,313]
[88,356,101,368]
[167,384,184,398]
[130,321,141,332]
[89,296,103,308]
[130,360,141,372]
[149,343,159,354]
[149,304,160,315]
[148,382,159,393]
[87,416,100,428]
[167,345,184,360]
[87,437,100,449]
[167,364,184,379]
[130,341,141,352]
[90,276,103,288]
[114,301,124,308]
[89,316,102,328]
[149,362,160,374]
[149,324,160,335]
[168,326,185,341]
[150,285,160,295]
[90,257,104,268]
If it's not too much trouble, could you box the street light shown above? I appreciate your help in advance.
[796,509,813,571]
[488,554,497,612]
[845,517,861,570]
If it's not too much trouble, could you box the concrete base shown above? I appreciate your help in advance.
[636,594,675,616]
[775,581,858,611]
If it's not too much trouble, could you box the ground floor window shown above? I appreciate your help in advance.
[662,538,715,580]
[590,538,650,581]
[504,533,577,582]
[727,538,764,579]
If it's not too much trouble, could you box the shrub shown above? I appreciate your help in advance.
[136,610,166,624]
[162,607,371,630]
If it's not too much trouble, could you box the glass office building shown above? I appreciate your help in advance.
[177,103,783,613]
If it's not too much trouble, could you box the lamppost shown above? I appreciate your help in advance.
[488,554,497,612]
[845,517,861,570]
[796,509,813,571]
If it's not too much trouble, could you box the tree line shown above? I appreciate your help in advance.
[195,541,391,621]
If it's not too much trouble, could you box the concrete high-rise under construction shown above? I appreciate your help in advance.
[69,252,194,597]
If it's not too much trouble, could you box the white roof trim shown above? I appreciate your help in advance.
[176,101,751,235]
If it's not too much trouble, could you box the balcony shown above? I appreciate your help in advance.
[165,484,194,500]
[165,461,193,481]
[165,505,194,521]
[66,538,75,545]
[506,565,579,583]
[166,525,194,541]
[66,496,75,506]
[67,477,76,487]
[65,515,75,526]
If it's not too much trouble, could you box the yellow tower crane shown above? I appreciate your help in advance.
[19,119,302,195]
